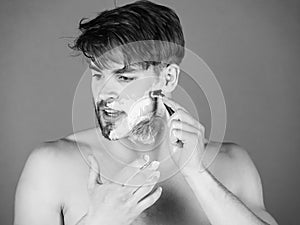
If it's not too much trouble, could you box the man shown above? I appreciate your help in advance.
[14,0,278,224]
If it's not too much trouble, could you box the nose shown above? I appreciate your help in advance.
[99,93,119,106]
[105,96,118,104]
[95,78,120,104]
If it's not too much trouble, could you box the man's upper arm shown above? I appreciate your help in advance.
[229,144,278,225]
[14,144,63,225]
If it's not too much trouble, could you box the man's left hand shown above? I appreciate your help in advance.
[161,96,207,173]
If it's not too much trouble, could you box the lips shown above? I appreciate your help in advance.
[102,108,125,119]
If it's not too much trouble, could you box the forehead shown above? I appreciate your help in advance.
[87,58,157,77]
[88,58,124,72]
[86,48,131,71]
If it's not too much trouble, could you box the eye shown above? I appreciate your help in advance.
[117,75,136,82]
[92,74,103,80]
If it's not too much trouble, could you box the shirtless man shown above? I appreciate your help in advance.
[14,0,278,225]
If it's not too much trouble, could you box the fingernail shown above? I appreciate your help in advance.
[153,171,160,178]
[148,176,158,182]
[150,161,160,170]
[143,154,150,162]
[147,172,160,181]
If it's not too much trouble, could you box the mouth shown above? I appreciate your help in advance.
[101,108,125,120]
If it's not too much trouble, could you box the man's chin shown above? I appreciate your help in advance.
[100,117,160,145]
[97,113,127,141]
[127,129,156,145]
[127,116,161,145]
[97,100,166,143]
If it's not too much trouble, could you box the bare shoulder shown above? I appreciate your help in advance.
[207,141,268,210]
[14,138,92,225]
[27,137,87,168]
[216,142,261,188]
[20,140,71,181]
[205,142,261,197]
[205,141,255,173]
[34,127,108,172]
[209,142,254,169]
[16,142,58,194]
[203,142,279,225]
[17,137,91,197]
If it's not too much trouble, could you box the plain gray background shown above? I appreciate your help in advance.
[1,0,299,224]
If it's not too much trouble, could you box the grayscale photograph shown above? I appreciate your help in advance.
[0,0,299,224]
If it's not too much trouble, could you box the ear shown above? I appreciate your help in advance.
[161,64,180,94]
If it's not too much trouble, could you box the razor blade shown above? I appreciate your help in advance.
[149,89,174,116]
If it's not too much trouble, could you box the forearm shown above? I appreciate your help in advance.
[181,168,270,225]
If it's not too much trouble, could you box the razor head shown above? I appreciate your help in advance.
[149,89,174,116]
[149,89,165,99]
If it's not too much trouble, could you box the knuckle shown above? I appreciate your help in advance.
[119,194,129,203]
[148,195,156,204]
[139,170,150,179]
[136,157,147,165]
[178,108,185,113]
[133,207,143,217]
[176,111,183,118]
[128,158,145,169]
[200,124,204,131]
[199,124,205,132]
[148,194,159,206]
[143,171,160,183]
[171,119,180,127]
[191,132,198,139]
[199,129,205,137]
[124,198,135,208]
[196,130,202,137]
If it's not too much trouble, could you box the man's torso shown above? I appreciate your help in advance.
[47,128,239,225]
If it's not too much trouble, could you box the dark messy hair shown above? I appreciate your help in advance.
[68,0,185,73]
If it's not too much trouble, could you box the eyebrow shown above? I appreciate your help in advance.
[89,63,139,76]
[88,63,102,72]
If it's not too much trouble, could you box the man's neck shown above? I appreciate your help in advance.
[93,118,181,181]
[93,99,176,168]
[116,115,169,161]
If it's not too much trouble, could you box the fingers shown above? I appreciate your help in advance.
[113,155,161,188]
[87,154,102,192]
[171,129,199,145]
[169,120,200,136]
[129,155,150,168]
[169,129,199,162]
[162,97,204,131]
[169,110,203,131]
[123,160,160,188]
[135,187,163,214]
[113,156,150,185]
[130,171,160,201]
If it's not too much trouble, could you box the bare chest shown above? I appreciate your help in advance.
[63,173,211,225]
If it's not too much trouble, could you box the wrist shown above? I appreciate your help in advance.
[181,167,214,196]
[181,165,207,178]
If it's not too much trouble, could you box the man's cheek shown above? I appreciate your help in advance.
[122,77,155,100]
[107,91,156,140]
[107,79,155,115]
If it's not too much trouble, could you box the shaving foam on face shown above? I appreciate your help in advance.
[107,90,156,140]
[149,89,174,117]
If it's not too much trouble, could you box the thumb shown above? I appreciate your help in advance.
[87,154,102,192]
[170,145,181,166]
